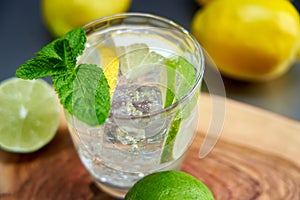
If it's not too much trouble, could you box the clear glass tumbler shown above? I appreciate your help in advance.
[65,13,205,198]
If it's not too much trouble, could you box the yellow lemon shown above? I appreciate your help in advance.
[195,0,295,6]
[195,0,214,6]
[192,0,300,81]
[98,46,119,98]
[41,0,132,38]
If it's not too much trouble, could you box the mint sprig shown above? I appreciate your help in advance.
[15,27,110,126]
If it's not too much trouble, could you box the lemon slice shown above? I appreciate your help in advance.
[98,46,120,98]
[0,78,60,153]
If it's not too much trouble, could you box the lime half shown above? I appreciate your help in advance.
[0,78,60,153]
[125,170,214,200]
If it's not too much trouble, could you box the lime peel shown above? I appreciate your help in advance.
[161,56,198,163]
[125,170,215,200]
[0,78,60,153]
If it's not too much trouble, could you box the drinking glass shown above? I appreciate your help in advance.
[65,13,205,198]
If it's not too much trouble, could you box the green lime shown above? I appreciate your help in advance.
[161,56,198,163]
[116,43,166,78]
[0,78,60,153]
[125,170,214,200]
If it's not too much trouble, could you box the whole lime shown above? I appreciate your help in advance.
[192,0,300,81]
[125,170,214,200]
[41,0,132,38]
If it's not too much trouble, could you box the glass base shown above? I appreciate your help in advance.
[93,155,186,199]
[96,182,128,199]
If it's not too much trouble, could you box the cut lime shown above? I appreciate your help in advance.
[125,170,215,200]
[0,78,60,153]
[161,56,198,163]
[116,43,166,78]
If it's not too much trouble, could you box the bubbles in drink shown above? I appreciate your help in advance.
[111,84,163,116]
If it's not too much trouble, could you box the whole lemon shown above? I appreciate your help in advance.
[41,0,132,38]
[195,0,214,6]
[192,0,300,81]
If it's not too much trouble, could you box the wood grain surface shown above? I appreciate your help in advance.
[0,93,300,200]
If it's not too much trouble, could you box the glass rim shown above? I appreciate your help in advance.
[83,12,205,120]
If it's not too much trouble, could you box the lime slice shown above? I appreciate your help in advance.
[0,78,60,153]
[111,32,181,56]
[125,170,215,200]
[98,46,120,98]
[161,56,198,163]
[116,43,166,78]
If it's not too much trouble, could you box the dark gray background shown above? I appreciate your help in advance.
[1,0,300,121]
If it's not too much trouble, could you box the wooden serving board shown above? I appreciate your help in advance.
[0,93,300,200]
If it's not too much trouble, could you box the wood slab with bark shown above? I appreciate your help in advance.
[1,93,299,200]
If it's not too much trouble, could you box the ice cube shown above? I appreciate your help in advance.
[111,84,163,116]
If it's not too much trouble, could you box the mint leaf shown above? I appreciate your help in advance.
[38,27,86,59]
[15,56,63,79]
[37,42,62,60]
[73,64,110,126]
[62,27,86,57]
[52,69,76,114]
[54,39,76,70]
[15,27,111,126]
[53,64,111,126]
